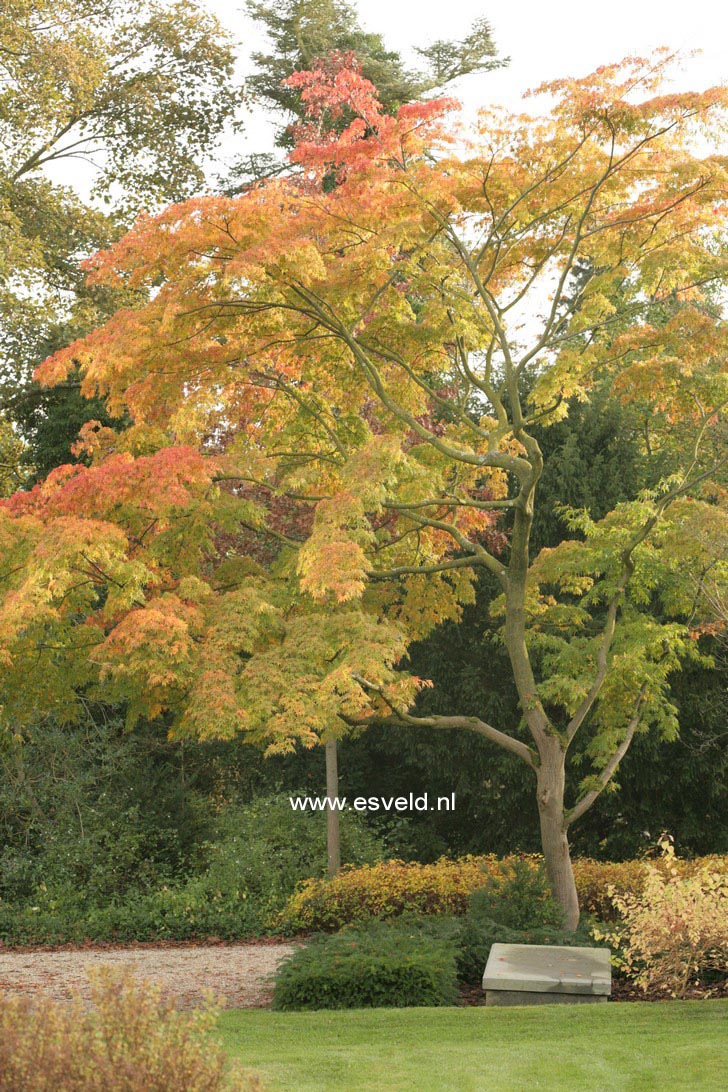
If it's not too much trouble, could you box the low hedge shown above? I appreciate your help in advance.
[272,917,460,1010]
[573,856,728,920]
[277,857,491,933]
[0,884,271,947]
[278,854,728,932]
[273,902,596,1009]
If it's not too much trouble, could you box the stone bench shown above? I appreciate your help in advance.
[482,943,611,1006]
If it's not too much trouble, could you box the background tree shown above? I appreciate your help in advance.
[0,414,26,497]
[1,53,727,928]
[226,0,504,187]
[0,0,242,478]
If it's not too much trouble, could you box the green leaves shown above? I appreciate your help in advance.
[1,51,726,869]
[0,0,243,484]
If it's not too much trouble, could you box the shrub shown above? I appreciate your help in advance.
[467,858,565,932]
[594,842,728,998]
[0,968,259,1090]
[0,717,202,908]
[195,792,384,916]
[572,854,728,921]
[278,856,493,933]
[272,916,460,1010]
[279,853,728,934]
[0,792,386,945]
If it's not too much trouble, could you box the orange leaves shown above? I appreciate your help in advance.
[286,50,384,133]
[3,50,728,753]
[95,593,203,722]
[528,50,728,142]
[299,538,369,603]
[611,306,728,424]
[285,51,456,184]
[4,447,217,524]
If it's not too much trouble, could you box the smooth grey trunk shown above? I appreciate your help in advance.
[325,738,341,878]
[536,740,580,931]
[504,497,581,932]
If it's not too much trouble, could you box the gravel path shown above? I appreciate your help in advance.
[0,941,296,1009]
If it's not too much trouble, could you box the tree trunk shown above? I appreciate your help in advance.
[325,738,341,878]
[536,741,580,931]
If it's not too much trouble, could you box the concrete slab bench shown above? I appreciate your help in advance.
[482,943,612,1006]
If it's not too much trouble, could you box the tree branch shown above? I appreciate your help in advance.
[565,685,647,827]
[350,673,537,769]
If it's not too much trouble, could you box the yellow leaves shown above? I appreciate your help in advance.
[298,538,369,602]
[297,435,414,602]
[4,49,728,755]
[341,435,405,507]
[529,345,597,412]
[598,843,728,998]
[177,575,213,604]
[202,583,282,657]
[5,515,144,618]
[387,567,476,641]
[176,669,250,742]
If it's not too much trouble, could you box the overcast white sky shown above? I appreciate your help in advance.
[45,1,725,197]
[210,0,727,91]
[202,0,727,174]
[197,1,725,341]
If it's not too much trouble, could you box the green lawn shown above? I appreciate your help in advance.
[218,1001,727,1091]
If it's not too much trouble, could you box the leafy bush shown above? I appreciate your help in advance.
[193,793,384,920]
[467,858,566,931]
[272,916,459,1010]
[594,842,728,998]
[0,792,386,945]
[278,856,493,932]
[279,853,728,934]
[573,854,728,921]
[0,968,258,1090]
[0,717,203,907]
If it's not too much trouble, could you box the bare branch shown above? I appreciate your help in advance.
[350,673,537,769]
[565,685,647,827]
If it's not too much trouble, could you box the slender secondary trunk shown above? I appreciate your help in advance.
[537,739,579,931]
[325,738,341,878]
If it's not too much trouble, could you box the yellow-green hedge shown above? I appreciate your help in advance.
[277,854,728,933]
[573,855,728,920]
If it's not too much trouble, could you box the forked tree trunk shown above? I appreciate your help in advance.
[537,741,580,931]
[504,501,582,931]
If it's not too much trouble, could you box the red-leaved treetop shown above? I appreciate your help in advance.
[2,50,727,927]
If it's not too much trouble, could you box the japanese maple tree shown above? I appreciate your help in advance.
[2,51,727,927]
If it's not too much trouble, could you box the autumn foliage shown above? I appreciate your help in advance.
[0,968,258,1090]
[1,49,727,924]
[594,841,728,998]
[277,852,728,933]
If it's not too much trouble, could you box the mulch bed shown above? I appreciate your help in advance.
[0,935,294,955]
